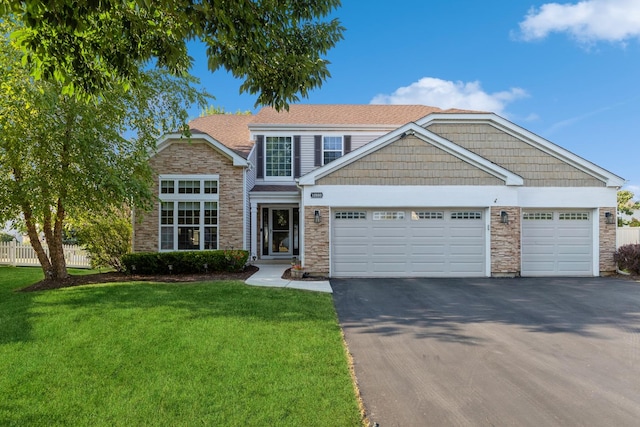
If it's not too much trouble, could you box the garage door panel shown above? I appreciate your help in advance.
[332,208,486,277]
[410,245,446,255]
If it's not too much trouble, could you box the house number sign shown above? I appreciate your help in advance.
[310,192,323,198]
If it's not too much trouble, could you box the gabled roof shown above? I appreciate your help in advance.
[298,122,524,186]
[251,104,482,126]
[156,133,248,167]
[188,114,254,157]
[418,113,626,188]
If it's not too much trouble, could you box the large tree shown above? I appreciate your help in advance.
[0,21,208,280]
[0,0,344,110]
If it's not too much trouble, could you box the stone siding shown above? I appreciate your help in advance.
[599,207,617,275]
[490,207,521,276]
[133,141,245,252]
[303,206,330,275]
[318,135,503,186]
[427,123,605,187]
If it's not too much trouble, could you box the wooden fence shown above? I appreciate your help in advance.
[617,228,640,247]
[0,241,91,268]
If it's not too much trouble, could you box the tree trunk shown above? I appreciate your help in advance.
[50,199,69,280]
[22,207,54,279]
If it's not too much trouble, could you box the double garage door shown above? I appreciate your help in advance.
[332,208,486,277]
[331,208,594,278]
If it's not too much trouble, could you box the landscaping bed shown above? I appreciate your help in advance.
[19,265,259,292]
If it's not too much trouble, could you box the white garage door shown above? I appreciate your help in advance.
[521,210,593,276]
[332,209,486,277]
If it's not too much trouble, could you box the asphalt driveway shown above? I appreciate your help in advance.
[331,277,640,427]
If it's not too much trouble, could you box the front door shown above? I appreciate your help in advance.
[262,207,299,258]
[271,209,291,255]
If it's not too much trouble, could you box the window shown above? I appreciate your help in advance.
[523,212,553,220]
[373,211,405,220]
[265,136,292,178]
[334,211,366,219]
[159,176,219,251]
[412,211,444,220]
[451,211,482,220]
[559,212,589,221]
[323,136,343,164]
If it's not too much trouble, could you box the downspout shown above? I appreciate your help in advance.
[295,179,305,267]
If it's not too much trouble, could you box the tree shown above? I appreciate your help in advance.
[0,0,344,110]
[200,105,252,117]
[0,21,209,280]
[617,190,640,226]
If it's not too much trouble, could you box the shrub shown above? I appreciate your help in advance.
[121,249,249,275]
[614,244,640,275]
[71,206,132,271]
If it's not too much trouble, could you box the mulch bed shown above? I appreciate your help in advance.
[19,265,260,293]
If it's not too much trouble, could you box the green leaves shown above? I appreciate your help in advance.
[2,0,344,109]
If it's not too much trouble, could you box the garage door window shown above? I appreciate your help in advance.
[412,211,444,220]
[451,211,482,220]
[335,211,366,219]
[523,212,553,220]
[373,211,405,220]
[559,212,589,220]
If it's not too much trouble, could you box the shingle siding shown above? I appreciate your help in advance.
[426,123,606,187]
[317,135,503,186]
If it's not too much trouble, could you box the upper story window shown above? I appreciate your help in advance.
[265,136,292,178]
[323,136,343,164]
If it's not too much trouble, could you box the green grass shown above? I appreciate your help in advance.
[0,266,361,426]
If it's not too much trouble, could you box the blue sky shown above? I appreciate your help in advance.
[186,0,640,196]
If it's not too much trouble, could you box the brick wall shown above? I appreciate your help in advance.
[490,206,521,276]
[599,207,617,275]
[303,206,330,275]
[133,140,245,252]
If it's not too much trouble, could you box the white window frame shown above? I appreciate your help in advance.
[265,136,293,180]
[158,174,219,251]
[322,135,343,165]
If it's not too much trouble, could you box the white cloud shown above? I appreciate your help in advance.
[370,77,527,115]
[518,0,640,43]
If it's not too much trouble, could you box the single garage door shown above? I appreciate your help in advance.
[332,208,486,277]
[521,210,593,276]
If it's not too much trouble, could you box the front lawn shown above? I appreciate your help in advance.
[0,266,362,426]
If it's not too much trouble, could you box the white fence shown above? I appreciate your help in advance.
[0,241,91,268]
[617,228,640,247]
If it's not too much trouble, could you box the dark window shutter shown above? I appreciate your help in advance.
[344,135,352,154]
[256,135,264,179]
[293,135,301,178]
[314,135,322,166]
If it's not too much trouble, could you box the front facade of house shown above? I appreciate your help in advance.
[133,105,624,277]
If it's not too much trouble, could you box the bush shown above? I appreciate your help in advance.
[71,206,131,271]
[614,244,640,275]
[121,249,249,275]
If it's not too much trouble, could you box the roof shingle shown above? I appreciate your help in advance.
[187,104,484,158]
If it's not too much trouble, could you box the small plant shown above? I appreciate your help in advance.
[614,244,640,275]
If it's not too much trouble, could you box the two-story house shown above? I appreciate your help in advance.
[132,104,624,278]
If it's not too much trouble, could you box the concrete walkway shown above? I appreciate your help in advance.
[245,263,332,293]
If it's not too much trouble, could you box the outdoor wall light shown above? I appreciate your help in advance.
[314,210,321,223]
[605,211,615,224]
[500,211,509,224]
